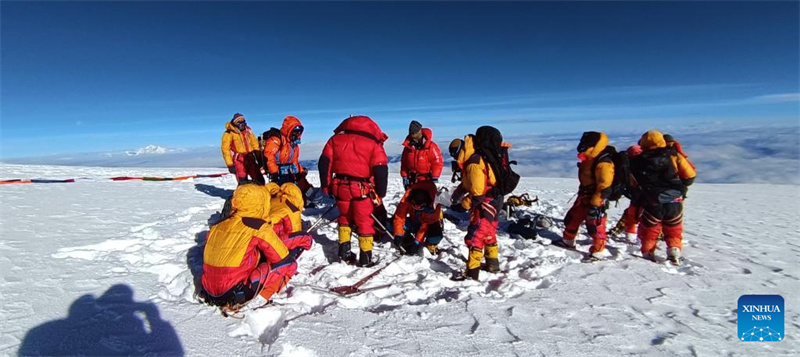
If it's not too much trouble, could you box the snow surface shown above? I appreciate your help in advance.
[1,163,798,356]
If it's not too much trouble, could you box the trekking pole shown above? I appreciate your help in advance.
[306,205,337,233]
[370,212,390,234]
[566,192,578,205]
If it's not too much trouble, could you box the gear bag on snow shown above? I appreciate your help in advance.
[592,145,633,202]
[474,126,520,197]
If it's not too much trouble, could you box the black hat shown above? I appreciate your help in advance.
[449,138,464,158]
[663,134,675,143]
[577,131,601,153]
[409,120,422,135]
[409,189,431,207]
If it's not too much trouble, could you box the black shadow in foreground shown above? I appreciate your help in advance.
[18,284,184,357]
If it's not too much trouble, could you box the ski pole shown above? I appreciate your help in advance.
[306,205,337,233]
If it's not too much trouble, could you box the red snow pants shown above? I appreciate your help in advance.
[638,200,684,254]
[623,203,643,235]
[248,260,297,300]
[562,195,608,253]
[332,178,375,236]
[234,153,265,185]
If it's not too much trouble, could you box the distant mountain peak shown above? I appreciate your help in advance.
[126,145,169,156]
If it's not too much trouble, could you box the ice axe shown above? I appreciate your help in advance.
[329,255,403,296]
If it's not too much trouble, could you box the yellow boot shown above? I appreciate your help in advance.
[484,243,500,273]
[337,225,354,263]
[465,247,483,280]
[357,235,374,267]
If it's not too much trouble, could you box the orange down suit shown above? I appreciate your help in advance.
[263,116,305,176]
[562,132,613,254]
[633,131,696,254]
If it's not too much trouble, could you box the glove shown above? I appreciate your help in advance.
[587,205,604,222]
[393,235,405,252]
[406,239,421,254]
[321,187,334,199]
[402,177,410,189]
[227,166,236,174]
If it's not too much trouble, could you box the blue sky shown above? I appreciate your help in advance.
[1,1,798,159]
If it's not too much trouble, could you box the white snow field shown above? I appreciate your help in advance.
[1,163,798,356]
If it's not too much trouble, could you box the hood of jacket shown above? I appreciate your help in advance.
[403,128,433,149]
[280,116,303,139]
[333,115,388,143]
[580,132,609,160]
[455,134,476,165]
[639,130,667,151]
[231,184,270,221]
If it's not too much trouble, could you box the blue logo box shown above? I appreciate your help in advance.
[738,295,784,342]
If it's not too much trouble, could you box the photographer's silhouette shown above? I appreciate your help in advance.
[19,284,184,356]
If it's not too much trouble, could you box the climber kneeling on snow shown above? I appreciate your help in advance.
[199,184,297,313]
[557,131,614,260]
[450,126,518,280]
[265,182,313,259]
[630,130,696,264]
[392,180,444,256]
[222,113,264,185]
[263,116,316,204]
[318,115,389,267]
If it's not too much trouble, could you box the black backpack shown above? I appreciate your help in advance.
[262,127,282,143]
[474,126,520,197]
[629,147,684,195]
[593,145,633,202]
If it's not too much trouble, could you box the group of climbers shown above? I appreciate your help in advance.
[209,112,698,312]
[554,130,696,264]
[221,113,316,205]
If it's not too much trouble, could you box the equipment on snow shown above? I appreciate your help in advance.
[504,193,538,215]
[507,215,539,240]
[306,205,338,233]
[329,255,403,296]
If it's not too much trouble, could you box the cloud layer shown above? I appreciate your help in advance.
[4,125,798,185]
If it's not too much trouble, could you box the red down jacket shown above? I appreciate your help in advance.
[400,128,444,180]
[318,115,389,197]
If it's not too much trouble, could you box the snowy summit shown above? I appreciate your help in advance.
[125,145,171,156]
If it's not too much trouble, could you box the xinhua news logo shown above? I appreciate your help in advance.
[738,295,784,342]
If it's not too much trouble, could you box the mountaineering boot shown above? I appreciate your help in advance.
[338,226,356,264]
[553,238,576,249]
[641,249,657,262]
[358,250,375,267]
[589,251,605,261]
[357,235,375,267]
[667,247,683,265]
[338,242,355,264]
[484,244,500,273]
[466,267,480,280]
